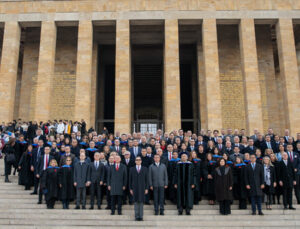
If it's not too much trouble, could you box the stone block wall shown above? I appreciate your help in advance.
[217,25,246,130]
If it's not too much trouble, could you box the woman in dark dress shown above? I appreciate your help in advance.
[263,156,276,210]
[18,145,34,190]
[270,153,282,204]
[58,156,75,209]
[204,153,216,205]
[3,138,17,183]
[41,159,60,209]
[189,151,205,204]
[232,157,247,209]
[214,158,233,215]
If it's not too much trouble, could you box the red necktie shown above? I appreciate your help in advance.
[116,164,119,171]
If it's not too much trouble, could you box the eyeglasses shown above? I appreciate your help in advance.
[135,159,141,161]
[66,160,71,161]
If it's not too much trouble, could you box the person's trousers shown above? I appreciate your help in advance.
[134,201,144,219]
[111,195,122,213]
[219,200,231,215]
[106,189,111,208]
[283,186,293,207]
[62,199,70,209]
[46,197,56,209]
[153,187,164,212]
[294,174,300,204]
[76,187,86,207]
[90,182,102,207]
[33,175,39,193]
[239,198,247,209]
[251,196,262,213]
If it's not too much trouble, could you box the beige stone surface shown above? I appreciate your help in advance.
[276,19,300,136]
[34,21,56,122]
[114,19,131,134]
[202,18,222,131]
[239,19,263,135]
[74,20,93,127]
[0,21,20,123]
[164,19,181,133]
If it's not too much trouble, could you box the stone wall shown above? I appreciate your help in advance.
[50,27,77,121]
[217,25,246,130]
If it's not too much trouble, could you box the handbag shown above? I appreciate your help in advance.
[6,153,16,164]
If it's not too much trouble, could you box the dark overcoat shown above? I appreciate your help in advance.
[214,166,233,201]
[129,166,148,202]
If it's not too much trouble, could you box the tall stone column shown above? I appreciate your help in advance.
[276,19,300,136]
[34,21,57,122]
[164,19,181,133]
[0,22,21,123]
[114,20,131,134]
[202,19,222,131]
[239,19,263,135]
[74,20,93,127]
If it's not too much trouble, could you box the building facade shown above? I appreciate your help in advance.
[0,0,299,135]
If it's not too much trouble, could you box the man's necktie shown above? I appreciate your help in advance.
[116,164,119,171]
[45,155,48,169]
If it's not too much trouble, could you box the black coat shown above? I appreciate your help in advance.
[214,166,233,201]
[278,160,296,188]
[41,167,60,201]
[192,159,205,193]
[89,162,105,183]
[129,166,148,202]
[58,165,75,200]
[244,163,264,196]
[232,164,247,199]
[203,161,217,196]
[141,155,153,168]
[173,162,195,209]
[263,165,276,194]
[18,152,34,186]
[107,163,127,195]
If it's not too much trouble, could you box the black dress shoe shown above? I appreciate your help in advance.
[178,211,183,215]
[289,207,296,210]
[75,206,80,209]
[105,206,111,210]
[98,206,101,210]
[258,211,264,215]
[160,211,164,215]
[37,201,42,204]
[82,206,86,209]
[118,212,122,215]
[252,212,256,215]
[186,211,191,215]
[89,206,94,210]
[139,218,143,221]
[284,206,288,210]
[155,211,159,215]
[111,212,115,215]
[30,192,37,195]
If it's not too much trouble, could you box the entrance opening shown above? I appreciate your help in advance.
[131,21,164,133]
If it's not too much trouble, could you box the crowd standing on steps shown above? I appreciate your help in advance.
[1,120,300,220]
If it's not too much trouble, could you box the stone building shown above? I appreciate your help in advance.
[0,0,299,136]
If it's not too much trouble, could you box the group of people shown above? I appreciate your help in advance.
[1,120,300,220]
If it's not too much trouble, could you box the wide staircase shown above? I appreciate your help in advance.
[0,160,300,229]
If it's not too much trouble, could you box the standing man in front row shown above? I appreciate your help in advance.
[107,155,127,215]
[74,152,91,209]
[129,156,148,221]
[148,154,168,215]
[244,154,264,215]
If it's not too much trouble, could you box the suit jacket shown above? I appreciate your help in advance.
[107,163,127,195]
[31,147,44,171]
[286,151,300,175]
[261,141,276,154]
[148,163,168,187]
[242,145,257,155]
[129,146,142,159]
[74,161,91,188]
[129,166,148,202]
[37,154,54,176]
[244,163,264,196]
[278,160,296,188]
[111,146,122,155]
[89,161,105,183]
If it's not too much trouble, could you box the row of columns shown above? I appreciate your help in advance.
[0,19,299,135]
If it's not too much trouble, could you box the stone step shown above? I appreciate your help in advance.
[0,227,297,229]
[0,218,299,227]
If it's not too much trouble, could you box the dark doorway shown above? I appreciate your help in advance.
[96,45,115,133]
[179,44,199,132]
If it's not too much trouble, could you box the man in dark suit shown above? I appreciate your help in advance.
[59,146,76,166]
[37,146,54,204]
[223,141,234,155]
[187,138,197,152]
[233,136,245,152]
[243,139,257,155]
[104,155,115,210]
[245,154,264,215]
[34,128,47,145]
[112,139,122,155]
[71,139,81,158]
[279,152,296,209]
[129,139,141,159]
[141,148,153,168]
[107,155,127,215]
[74,152,91,209]
[30,139,44,195]
[215,137,224,152]
[261,135,275,155]
[89,152,105,209]
[129,156,148,221]
[121,151,135,204]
